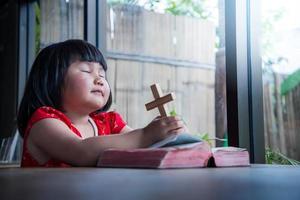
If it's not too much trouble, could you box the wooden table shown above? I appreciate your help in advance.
[1,164,300,200]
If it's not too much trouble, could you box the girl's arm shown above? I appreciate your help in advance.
[28,116,185,167]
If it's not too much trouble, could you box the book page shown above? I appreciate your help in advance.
[212,147,247,153]
[149,133,202,148]
[149,134,178,148]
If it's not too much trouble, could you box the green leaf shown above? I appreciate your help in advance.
[201,133,209,141]
[223,133,228,147]
[281,69,300,96]
[169,108,177,116]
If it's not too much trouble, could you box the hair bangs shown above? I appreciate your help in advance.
[61,40,107,71]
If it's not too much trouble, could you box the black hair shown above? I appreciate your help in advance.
[17,39,112,137]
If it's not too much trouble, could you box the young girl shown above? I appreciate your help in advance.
[17,39,185,167]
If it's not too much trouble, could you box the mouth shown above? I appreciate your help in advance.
[91,90,104,96]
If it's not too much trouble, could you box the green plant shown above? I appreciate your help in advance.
[169,108,227,146]
[193,132,227,147]
[108,0,139,5]
[265,148,300,165]
[107,0,213,20]
[164,0,212,19]
[169,108,177,117]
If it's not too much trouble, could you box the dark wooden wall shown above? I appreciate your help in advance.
[0,0,19,138]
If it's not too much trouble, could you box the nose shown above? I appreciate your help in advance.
[94,77,104,86]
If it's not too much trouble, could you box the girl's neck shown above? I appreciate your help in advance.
[64,111,90,125]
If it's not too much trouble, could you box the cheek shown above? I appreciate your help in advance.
[103,81,111,96]
[65,75,90,94]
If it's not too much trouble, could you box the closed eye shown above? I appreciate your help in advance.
[81,70,91,73]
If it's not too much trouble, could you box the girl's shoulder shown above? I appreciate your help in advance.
[25,106,72,135]
[30,106,71,124]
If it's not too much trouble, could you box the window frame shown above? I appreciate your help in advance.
[225,0,265,163]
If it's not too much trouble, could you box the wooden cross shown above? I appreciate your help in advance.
[145,83,175,117]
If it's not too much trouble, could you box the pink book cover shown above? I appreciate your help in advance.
[211,147,250,167]
[97,142,250,169]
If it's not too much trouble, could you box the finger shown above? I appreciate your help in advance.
[166,132,179,138]
[160,116,181,124]
[152,116,162,122]
[167,120,185,129]
[169,127,185,135]
[152,116,174,127]
[166,122,184,132]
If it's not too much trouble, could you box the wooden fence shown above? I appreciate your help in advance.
[105,4,216,138]
[39,0,84,46]
[39,3,216,139]
[264,73,300,160]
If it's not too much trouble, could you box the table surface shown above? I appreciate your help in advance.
[1,164,300,200]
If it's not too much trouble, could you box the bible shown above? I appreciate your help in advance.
[97,134,250,169]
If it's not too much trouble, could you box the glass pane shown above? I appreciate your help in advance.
[37,0,84,51]
[106,0,227,147]
[262,0,300,163]
[0,0,85,165]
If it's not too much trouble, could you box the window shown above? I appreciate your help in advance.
[36,0,84,51]
[105,0,227,147]
[2,0,246,165]
[262,0,300,164]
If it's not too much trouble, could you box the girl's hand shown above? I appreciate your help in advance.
[142,116,185,144]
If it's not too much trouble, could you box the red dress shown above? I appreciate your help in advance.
[21,106,126,167]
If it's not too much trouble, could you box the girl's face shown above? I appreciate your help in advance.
[62,61,110,114]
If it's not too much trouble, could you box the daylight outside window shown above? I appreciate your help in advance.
[106,0,227,147]
[262,0,300,164]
